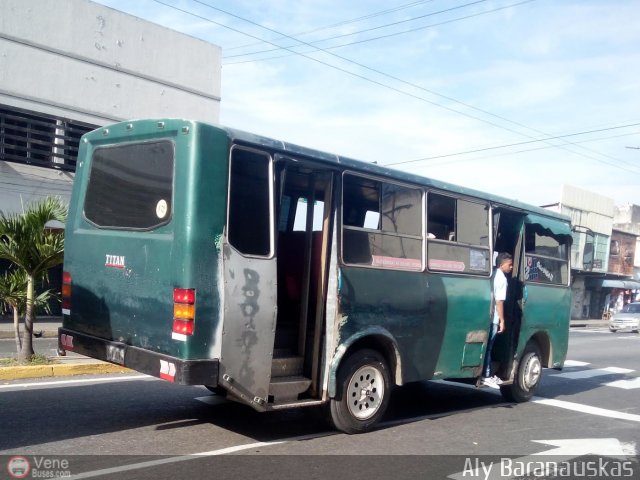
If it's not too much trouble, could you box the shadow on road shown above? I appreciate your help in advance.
[0,378,513,452]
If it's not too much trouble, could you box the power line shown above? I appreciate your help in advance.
[420,130,640,168]
[153,0,636,174]
[156,0,553,142]
[386,122,640,168]
[211,0,638,171]
[224,0,437,52]
[224,0,489,59]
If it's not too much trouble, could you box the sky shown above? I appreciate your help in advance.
[92,0,640,208]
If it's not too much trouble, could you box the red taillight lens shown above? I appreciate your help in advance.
[172,318,195,335]
[62,271,72,312]
[174,288,195,304]
[173,288,195,336]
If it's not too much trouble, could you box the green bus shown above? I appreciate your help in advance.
[59,119,572,433]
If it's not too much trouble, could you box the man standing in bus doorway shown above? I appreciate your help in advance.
[478,252,514,388]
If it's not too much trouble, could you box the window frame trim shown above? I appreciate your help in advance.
[82,139,176,231]
[341,170,425,272]
[425,189,492,276]
[226,144,275,259]
[523,224,571,286]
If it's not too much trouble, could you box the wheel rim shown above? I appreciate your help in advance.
[346,364,385,420]
[523,354,541,390]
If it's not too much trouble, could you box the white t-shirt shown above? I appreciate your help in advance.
[493,268,508,325]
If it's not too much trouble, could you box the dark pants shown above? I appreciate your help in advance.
[483,322,498,378]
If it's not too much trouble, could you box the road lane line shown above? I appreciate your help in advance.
[551,366,633,380]
[68,432,335,479]
[532,397,640,422]
[438,380,640,423]
[0,375,150,389]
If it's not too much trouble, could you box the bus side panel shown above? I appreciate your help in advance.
[336,268,490,383]
[520,284,571,368]
[337,267,431,383]
[430,275,491,379]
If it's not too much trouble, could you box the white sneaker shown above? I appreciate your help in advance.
[477,376,502,389]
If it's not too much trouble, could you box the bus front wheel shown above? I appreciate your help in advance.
[329,349,391,434]
[500,344,542,403]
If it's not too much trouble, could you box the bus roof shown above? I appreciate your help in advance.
[83,118,571,226]
[220,124,571,225]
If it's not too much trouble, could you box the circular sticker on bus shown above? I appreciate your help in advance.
[156,199,168,219]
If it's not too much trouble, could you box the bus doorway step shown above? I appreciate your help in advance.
[269,376,312,403]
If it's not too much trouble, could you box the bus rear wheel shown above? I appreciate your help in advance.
[500,344,542,403]
[329,349,391,434]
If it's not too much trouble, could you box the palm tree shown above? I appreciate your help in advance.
[0,269,26,353]
[0,268,57,356]
[0,197,67,361]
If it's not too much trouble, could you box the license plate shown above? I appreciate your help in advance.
[106,344,125,365]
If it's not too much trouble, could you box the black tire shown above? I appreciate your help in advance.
[328,349,391,434]
[500,344,542,403]
[609,327,617,333]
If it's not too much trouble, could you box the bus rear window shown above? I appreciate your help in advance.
[84,141,174,229]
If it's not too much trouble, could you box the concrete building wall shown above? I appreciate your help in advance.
[0,0,221,216]
[614,204,640,225]
[608,229,637,276]
[0,0,220,125]
[558,185,615,319]
[560,184,614,273]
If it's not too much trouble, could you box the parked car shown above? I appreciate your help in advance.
[609,302,640,333]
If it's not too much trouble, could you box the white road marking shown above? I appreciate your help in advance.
[532,397,640,423]
[67,432,333,479]
[605,377,640,390]
[0,375,150,390]
[551,366,633,380]
[562,360,590,367]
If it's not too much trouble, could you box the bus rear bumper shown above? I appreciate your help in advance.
[58,327,219,386]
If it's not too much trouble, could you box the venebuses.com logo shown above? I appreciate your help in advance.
[6,456,71,478]
[7,456,30,479]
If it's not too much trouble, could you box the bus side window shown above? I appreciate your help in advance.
[524,225,570,285]
[228,147,272,256]
[342,173,423,270]
[427,192,490,275]
[427,194,455,241]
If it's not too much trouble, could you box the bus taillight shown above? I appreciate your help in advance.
[62,271,72,315]
[173,288,195,336]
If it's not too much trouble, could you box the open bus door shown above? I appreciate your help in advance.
[219,147,278,409]
[492,207,526,380]
[219,148,335,409]
[272,157,335,402]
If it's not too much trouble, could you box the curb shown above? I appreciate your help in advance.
[0,362,133,381]
[570,322,610,329]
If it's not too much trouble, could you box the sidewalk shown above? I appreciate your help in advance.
[0,315,132,380]
[0,315,62,339]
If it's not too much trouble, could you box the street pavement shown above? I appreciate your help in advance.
[0,315,612,381]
